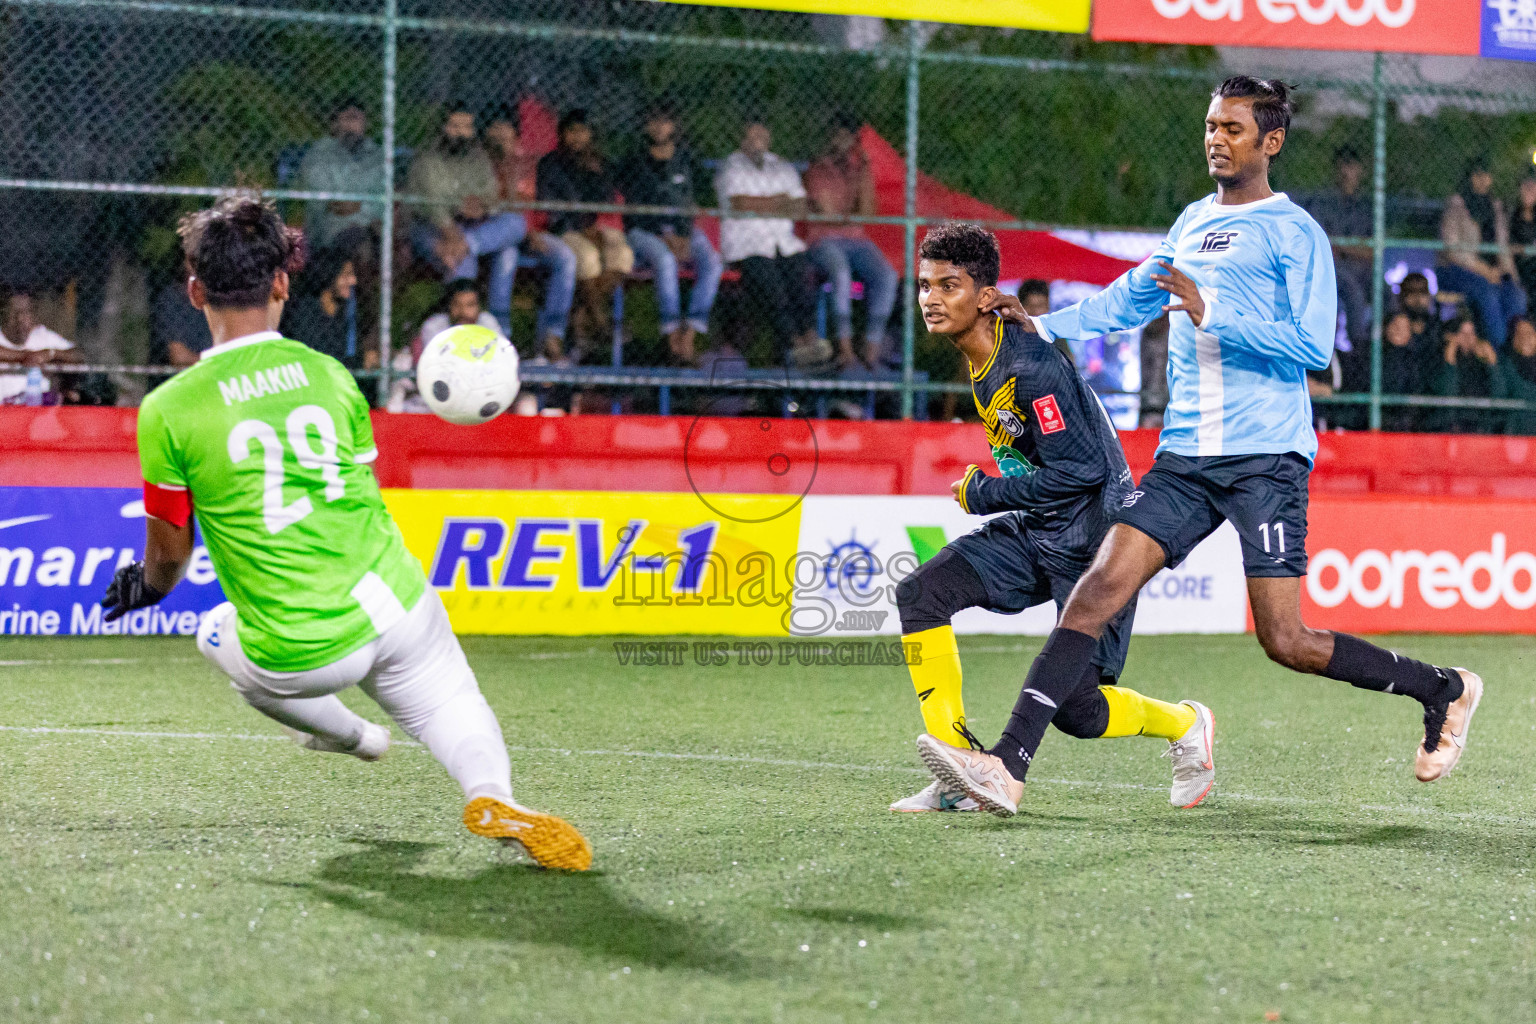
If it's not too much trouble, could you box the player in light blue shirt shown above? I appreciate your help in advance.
[916,77,1482,821]
[1033,189,1336,462]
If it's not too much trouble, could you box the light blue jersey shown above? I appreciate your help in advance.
[1034,192,1336,464]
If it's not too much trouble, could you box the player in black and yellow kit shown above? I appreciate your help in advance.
[890,223,1215,813]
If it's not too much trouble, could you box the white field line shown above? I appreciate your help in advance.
[0,649,600,668]
[0,658,202,667]
[0,724,1525,827]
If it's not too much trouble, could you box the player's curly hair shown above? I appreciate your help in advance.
[918,222,1000,288]
[178,195,304,309]
[1213,76,1294,155]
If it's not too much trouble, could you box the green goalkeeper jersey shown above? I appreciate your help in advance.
[138,331,425,672]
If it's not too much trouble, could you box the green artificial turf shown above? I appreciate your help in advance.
[0,633,1533,1024]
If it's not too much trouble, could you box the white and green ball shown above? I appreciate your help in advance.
[416,324,521,425]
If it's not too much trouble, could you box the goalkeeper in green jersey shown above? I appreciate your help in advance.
[101,197,590,871]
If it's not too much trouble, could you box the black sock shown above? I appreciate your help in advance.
[988,628,1097,780]
[1323,633,1463,707]
[1051,663,1112,740]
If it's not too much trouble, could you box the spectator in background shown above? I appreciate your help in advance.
[1397,271,1441,345]
[804,113,897,371]
[1431,313,1506,433]
[1305,146,1374,350]
[280,246,366,369]
[716,119,830,369]
[1509,171,1536,300]
[1017,279,1077,363]
[1438,158,1525,348]
[1501,315,1536,434]
[483,106,577,362]
[300,99,385,251]
[386,280,504,415]
[418,278,503,351]
[1379,309,1429,432]
[149,277,212,369]
[620,104,721,366]
[0,291,80,403]
[407,105,524,339]
[537,109,634,359]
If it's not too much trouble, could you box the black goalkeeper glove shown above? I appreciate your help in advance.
[101,561,166,623]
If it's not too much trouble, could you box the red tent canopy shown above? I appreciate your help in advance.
[856,126,1138,287]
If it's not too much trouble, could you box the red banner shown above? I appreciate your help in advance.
[1091,0,1481,56]
[1302,497,1536,633]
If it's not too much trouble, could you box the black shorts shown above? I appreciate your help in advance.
[1115,451,1310,578]
[949,512,1135,678]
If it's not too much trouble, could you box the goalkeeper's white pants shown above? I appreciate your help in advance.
[197,588,512,803]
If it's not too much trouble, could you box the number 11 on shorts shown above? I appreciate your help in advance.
[1259,521,1285,553]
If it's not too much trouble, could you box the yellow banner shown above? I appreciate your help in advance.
[383,489,804,636]
[657,0,1089,32]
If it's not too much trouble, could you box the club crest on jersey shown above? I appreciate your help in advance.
[1032,394,1065,434]
[1198,231,1239,254]
[995,407,1025,437]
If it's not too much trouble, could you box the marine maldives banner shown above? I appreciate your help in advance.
[0,487,225,636]
[1092,0,1482,56]
[1302,496,1536,633]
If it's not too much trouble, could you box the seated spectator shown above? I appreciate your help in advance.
[537,109,635,359]
[418,278,504,351]
[300,98,385,251]
[1379,309,1431,432]
[803,114,897,371]
[483,106,577,362]
[1304,146,1374,350]
[386,280,504,414]
[280,246,367,368]
[1499,315,1536,434]
[149,277,212,369]
[1017,278,1077,363]
[716,119,830,369]
[1437,158,1526,348]
[1431,314,1506,433]
[407,105,525,340]
[620,104,721,366]
[0,290,80,403]
[1397,272,1441,342]
[1511,171,1536,300]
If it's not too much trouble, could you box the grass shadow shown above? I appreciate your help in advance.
[781,906,924,930]
[995,802,1535,870]
[285,839,754,976]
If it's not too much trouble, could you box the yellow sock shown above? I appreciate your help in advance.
[903,625,970,747]
[1099,686,1197,741]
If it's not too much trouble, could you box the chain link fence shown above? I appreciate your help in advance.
[3,0,1536,430]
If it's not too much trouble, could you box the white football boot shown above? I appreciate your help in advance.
[281,721,390,761]
[1163,700,1215,808]
[890,779,980,813]
[915,734,1022,817]
[1414,668,1483,782]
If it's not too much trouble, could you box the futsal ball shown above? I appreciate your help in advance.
[417,324,520,425]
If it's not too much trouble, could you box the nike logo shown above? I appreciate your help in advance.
[471,343,492,359]
[0,514,49,531]
[917,688,934,701]
[479,808,531,831]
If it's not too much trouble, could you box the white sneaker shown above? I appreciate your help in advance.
[890,780,980,813]
[281,721,390,761]
[1163,701,1214,808]
[915,734,1022,817]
